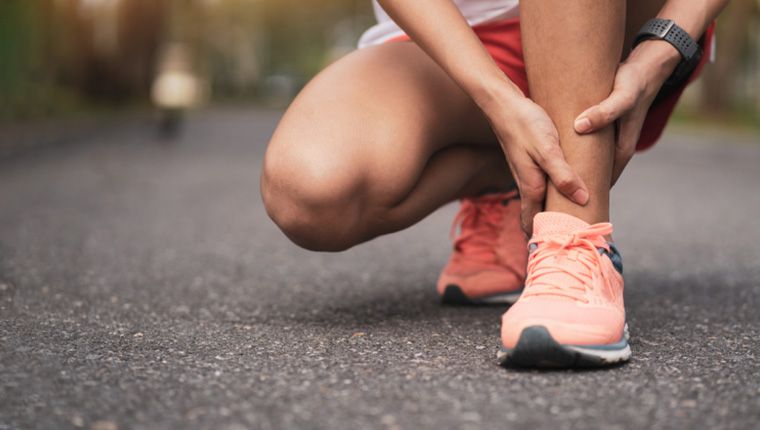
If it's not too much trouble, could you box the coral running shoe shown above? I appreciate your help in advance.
[497,212,630,368]
[437,190,527,305]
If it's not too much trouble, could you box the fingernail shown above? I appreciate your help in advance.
[575,117,591,133]
[572,189,589,205]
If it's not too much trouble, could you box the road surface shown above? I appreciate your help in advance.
[1,108,759,429]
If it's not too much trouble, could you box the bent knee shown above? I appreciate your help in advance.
[261,144,367,252]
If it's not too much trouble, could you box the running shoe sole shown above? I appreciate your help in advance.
[497,324,631,368]
[441,284,523,306]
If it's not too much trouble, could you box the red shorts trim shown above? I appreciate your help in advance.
[387,18,715,152]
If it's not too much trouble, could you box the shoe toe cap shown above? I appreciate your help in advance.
[437,267,523,298]
[501,299,624,349]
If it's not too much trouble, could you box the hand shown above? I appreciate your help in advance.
[484,92,589,234]
[573,42,680,185]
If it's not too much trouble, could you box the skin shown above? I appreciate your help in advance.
[261,0,728,251]
[261,42,511,251]
[519,0,625,225]
[578,0,730,183]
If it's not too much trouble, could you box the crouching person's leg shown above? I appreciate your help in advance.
[261,41,511,252]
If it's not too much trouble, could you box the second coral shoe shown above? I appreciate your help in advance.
[437,190,527,305]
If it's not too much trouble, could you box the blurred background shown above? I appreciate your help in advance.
[1,3,760,429]
[0,0,758,131]
[0,0,373,125]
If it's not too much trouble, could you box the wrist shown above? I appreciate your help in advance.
[471,75,525,117]
[626,40,681,96]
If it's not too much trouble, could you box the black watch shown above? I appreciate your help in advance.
[633,18,703,97]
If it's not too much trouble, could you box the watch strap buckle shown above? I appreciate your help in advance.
[653,19,675,39]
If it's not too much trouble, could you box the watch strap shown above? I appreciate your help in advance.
[634,18,704,101]
[634,18,701,60]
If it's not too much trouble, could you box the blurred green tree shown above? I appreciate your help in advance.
[700,0,760,116]
[0,0,757,125]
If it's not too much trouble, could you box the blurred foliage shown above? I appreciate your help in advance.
[0,1,70,119]
[0,0,758,128]
[195,0,373,99]
[1,0,168,120]
[0,0,372,120]
[682,0,760,129]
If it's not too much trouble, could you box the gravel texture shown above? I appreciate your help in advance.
[1,108,759,430]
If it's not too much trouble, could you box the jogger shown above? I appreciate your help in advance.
[261,0,725,367]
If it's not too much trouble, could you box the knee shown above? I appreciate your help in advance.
[261,144,365,252]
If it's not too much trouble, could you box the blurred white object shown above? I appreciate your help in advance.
[152,71,204,109]
[151,44,207,109]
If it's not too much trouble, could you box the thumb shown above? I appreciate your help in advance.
[574,90,636,134]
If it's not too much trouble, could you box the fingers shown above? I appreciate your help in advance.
[574,89,636,134]
[508,132,589,233]
[534,142,589,206]
[520,196,543,236]
[507,154,546,235]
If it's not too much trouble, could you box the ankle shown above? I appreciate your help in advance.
[545,187,609,225]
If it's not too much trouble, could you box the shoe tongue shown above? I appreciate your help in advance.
[533,212,591,237]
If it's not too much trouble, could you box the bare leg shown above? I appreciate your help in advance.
[262,42,512,251]
[520,1,626,224]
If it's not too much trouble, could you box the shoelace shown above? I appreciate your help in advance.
[523,222,613,303]
[450,195,508,259]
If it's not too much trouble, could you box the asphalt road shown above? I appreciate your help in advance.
[1,108,759,430]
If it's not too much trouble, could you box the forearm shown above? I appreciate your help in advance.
[376,0,523,112]
[628,0,729,88]
[657,0,728,37]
